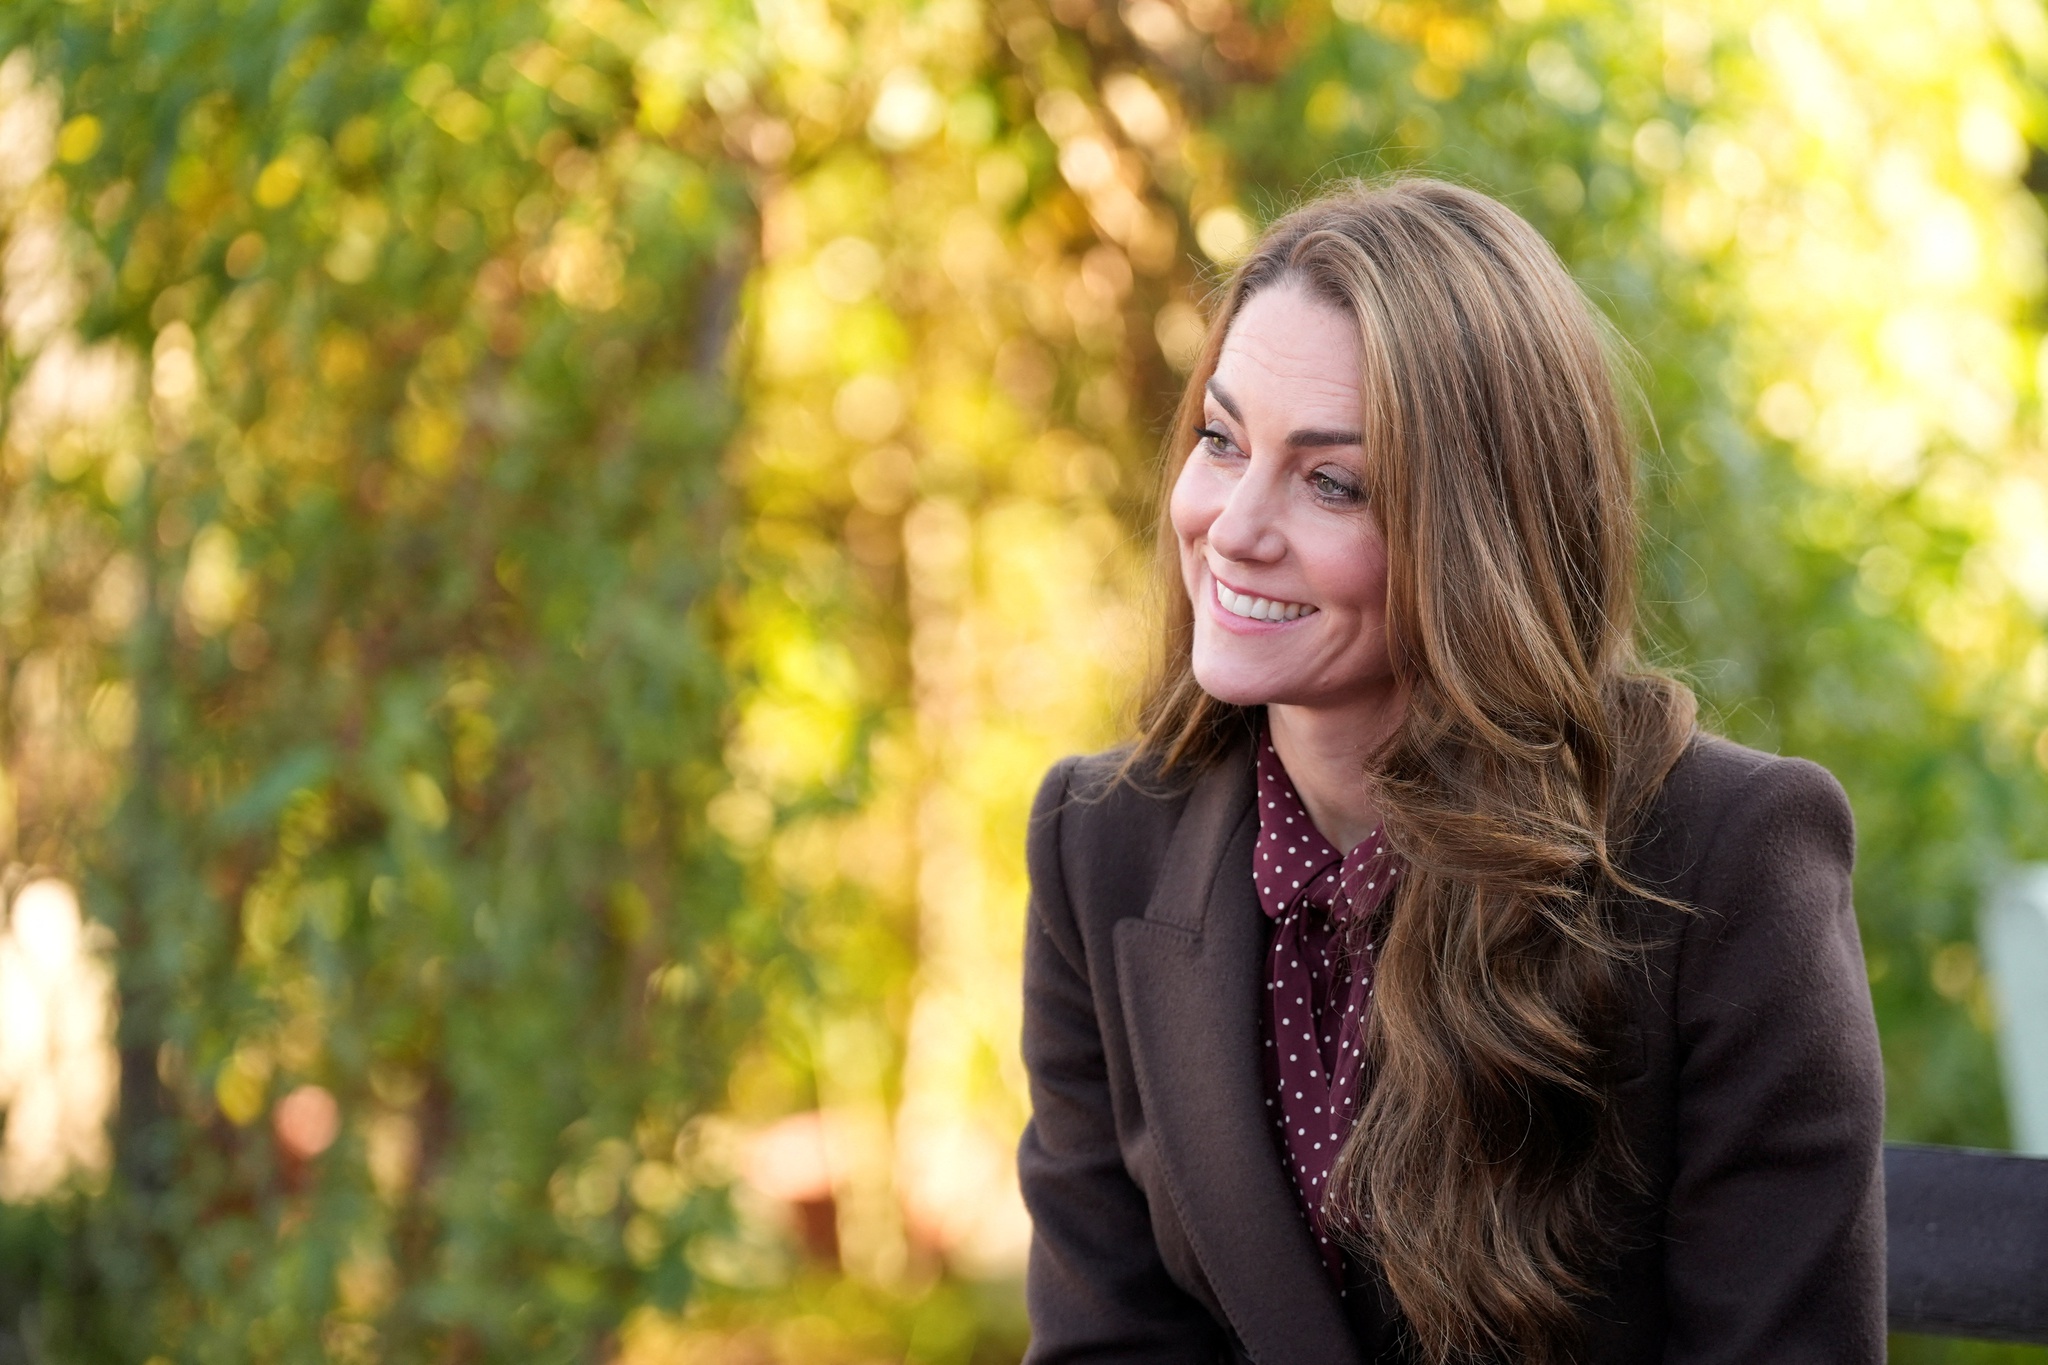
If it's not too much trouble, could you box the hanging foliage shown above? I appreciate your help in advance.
[0,0,769,1357]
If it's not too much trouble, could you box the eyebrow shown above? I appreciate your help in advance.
[1206,379,1362,450]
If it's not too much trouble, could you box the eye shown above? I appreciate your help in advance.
[1309,468,1365,505]
[1194,425,1241,459]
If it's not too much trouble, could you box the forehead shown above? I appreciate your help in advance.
[1211,282,1363,421]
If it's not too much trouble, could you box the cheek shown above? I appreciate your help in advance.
[1168,463,1207,536]
[1168,463,1215,565]
[1304,521,1390,618]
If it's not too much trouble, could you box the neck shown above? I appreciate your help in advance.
[1266,684,1404,854]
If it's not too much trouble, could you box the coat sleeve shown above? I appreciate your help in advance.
[1661,755,1887,1363]
[1017,760,1228,1364]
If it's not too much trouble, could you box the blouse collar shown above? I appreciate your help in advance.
[1252,717,1400,925]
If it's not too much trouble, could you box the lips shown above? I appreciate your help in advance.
[1215,577,1317,622]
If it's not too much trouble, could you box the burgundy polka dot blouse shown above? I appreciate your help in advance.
[1254,721,1400,1285]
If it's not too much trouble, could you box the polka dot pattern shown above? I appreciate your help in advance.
[1253,721,1401,1287]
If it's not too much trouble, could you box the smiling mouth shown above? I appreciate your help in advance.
[1215,579,1318,622]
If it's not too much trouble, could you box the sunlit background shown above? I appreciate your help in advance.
[0,0,2045,1360]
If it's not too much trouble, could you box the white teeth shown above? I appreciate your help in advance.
[1216,581,1316,622]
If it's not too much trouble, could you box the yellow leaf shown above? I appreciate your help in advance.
[253,157,304,208]
[56,115,101,163]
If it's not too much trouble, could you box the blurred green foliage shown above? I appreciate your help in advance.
[1,0,772,1357]
[0,0,2045,1361]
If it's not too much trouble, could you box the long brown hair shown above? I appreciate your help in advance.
[1129,178,1696,1362]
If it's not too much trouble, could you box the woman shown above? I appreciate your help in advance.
[1016,179,1885,1364]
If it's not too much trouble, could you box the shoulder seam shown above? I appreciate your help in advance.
[1675,752,1842,969]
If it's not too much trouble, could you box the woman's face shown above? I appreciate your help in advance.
[1170,280,1394,713]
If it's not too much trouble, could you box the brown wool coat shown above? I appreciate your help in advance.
[1017,732,1886,1364]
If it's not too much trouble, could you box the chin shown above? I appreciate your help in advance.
[1191,658,1284,709]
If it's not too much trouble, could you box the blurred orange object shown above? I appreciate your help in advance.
[273,1084,340,1161]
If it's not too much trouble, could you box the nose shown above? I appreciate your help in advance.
[1206,463,1286,565]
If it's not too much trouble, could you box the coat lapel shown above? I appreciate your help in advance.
[1114,741,1372,1365]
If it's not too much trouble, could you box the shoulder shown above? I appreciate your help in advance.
[1029,745,1202,876]
[1638,732,1854,898]
[1659,731,1849,826]
[1630,735,1864,1028]
[1027,744,1231,941]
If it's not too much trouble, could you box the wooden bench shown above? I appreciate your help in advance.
[1886,1143,2048,1342]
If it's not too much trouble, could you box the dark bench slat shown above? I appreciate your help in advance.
[1886,1142,2048,1342]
